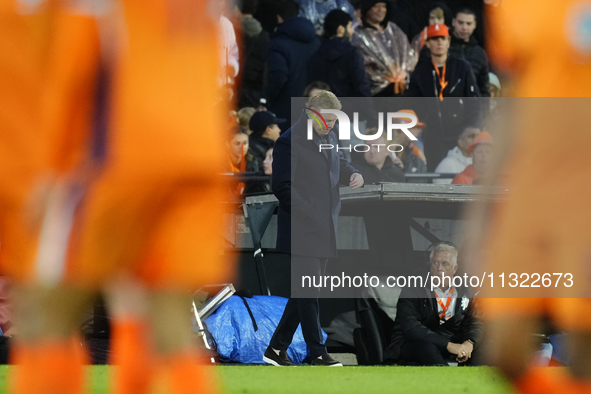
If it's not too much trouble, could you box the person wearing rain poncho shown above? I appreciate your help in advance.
[351,0,415,96]
[296,0,356,35]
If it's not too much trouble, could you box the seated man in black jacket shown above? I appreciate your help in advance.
[383,242,483,365]
[351,131,405,183]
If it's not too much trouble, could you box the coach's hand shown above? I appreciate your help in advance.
[447,342,472,360]
[349,173,364,189]
[448,341,473,363]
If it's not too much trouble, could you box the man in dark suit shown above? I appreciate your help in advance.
[263,91,364,366]
[383,242,483,366]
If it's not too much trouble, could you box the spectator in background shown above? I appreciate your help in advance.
[410,5,447,67]
[351,0,414,96]
[389,113,427,178]
[296,0,355,35]
[253,147,274,193]
[351,131,405,183]
[248,111,284,171]
[489,72,501,98]
[452,131,493,185]
[253,0,281,33]
[235,0,270,108]
[219,14,240,87]
[263,147,274,176]
[307,9,372,98]
[449,8,490,97]
[487,72,501,119]
[266,0,320,129]
[227,127,260,195]
[237,107,257,134]
[434,127,480,184]
[406,23,481,171]
[402,108,428,164]
[406,24,479,98]
[304,81,331,97]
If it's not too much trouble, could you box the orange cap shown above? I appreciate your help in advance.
[396,109,426,128]
[426,24,449,39]
[468,131,493,153]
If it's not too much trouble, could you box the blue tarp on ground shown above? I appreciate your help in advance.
[204,295,327,364]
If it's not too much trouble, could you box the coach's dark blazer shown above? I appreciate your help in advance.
[384,284,483,363]
[272,110,359,258]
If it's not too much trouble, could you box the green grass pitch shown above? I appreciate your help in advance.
[0,365,517,394]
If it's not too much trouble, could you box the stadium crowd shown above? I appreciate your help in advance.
[224,0,500,196]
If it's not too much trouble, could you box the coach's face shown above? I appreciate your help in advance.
[310,112,338,136]
[430,251,457,282]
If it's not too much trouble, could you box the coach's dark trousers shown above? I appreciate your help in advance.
[269,255,327,359]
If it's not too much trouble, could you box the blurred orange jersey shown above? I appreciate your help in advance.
[0,0,233,290]
[70,0,233,291]
[0,1,99,281]
[482,1,591,328]
[487,0,591,97]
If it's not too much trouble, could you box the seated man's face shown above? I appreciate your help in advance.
[458,128,480,155]
[430,250,458,283]
[363,136,390,168]
[472,144,493,175]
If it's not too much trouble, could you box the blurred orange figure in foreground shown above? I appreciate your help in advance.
[471,1,591,393]
[0,0,233,393]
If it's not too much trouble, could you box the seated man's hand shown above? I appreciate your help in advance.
[446,342,461,355]
[449,341,474,363]
[349,173,364,189]
[447,342,472,360]
[462,340,474,356]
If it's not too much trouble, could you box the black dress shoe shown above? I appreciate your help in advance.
[263,347,295,366]
[311,353,343,366]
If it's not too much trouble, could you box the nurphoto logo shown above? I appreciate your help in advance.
[304,108,418,153]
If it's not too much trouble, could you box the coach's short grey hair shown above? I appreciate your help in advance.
[307,90,342,111]
[429,243,459,267]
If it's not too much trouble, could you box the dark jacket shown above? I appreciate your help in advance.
[400,150,427,176]
[307,37,372,98]
[249,134,274,173]
[449,33,490,97]
[351,154,405,184]
[266,17,320,126]
[238,16,270,108]
[406,55,480,98]
[384,284,483,363]
[272,111,359,257]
